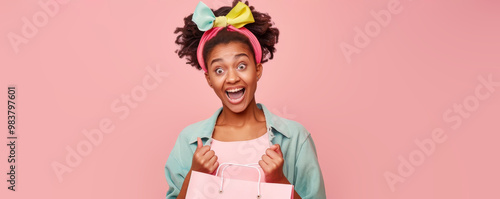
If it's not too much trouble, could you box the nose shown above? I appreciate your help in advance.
[226,68,240,83]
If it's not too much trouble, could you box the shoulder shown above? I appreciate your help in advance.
[176,116,214,144]
[167,119,211,162]
[269,112,311,144]
[179,120,207,141]
[178,120,205,136]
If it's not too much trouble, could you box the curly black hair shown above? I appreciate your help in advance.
[174,0,279,71]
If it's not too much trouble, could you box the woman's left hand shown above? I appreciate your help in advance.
[259,144,288,183]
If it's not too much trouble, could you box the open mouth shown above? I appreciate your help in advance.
[225,87,245,103]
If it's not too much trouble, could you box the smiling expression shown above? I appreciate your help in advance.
[204,41,263,113]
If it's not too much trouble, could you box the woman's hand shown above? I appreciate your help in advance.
[259,144,288,183]
[190,137,219,174]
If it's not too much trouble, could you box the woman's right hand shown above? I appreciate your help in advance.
[190,137,219,174]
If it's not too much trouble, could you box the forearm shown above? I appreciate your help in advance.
[291,188,302,199]
[176,170,192,199]
[278,177,302,199]
[293,189,302,199]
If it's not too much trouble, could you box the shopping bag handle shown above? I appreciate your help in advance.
[215,163,262,198]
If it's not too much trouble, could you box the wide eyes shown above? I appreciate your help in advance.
[214,62,247,75]
[237,63,246,70]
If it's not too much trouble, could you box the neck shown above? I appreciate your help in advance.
[217,98,264,127]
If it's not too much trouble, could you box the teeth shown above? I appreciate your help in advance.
[226,88,244,93]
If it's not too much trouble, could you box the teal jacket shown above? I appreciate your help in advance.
[165,103,326,198]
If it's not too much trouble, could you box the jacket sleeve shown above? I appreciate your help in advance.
[165,132,192,199]
[293,133,327,199]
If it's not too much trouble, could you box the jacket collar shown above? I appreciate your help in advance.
[188,103,290,144]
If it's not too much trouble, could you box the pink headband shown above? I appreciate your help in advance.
[191,1,262,73]
[197,25,262,73]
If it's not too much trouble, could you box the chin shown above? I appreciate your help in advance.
[224,101,248,113]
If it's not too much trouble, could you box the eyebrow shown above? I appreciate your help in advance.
[210,53,249,67]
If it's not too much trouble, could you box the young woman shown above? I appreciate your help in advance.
[165,1,326,198]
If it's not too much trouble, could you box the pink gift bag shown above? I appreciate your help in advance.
[186,163,294,199]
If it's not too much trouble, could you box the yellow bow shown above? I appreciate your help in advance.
[214,2,254,28]
[193,1,255,31]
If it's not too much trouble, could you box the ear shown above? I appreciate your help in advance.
[256,63,263,81]
[204,72,213,88]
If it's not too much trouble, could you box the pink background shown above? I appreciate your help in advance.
[2,0,500,198]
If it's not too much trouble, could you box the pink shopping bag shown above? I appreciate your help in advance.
[186,163,294,199]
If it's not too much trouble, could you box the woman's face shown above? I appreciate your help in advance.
[204,41,263,113]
